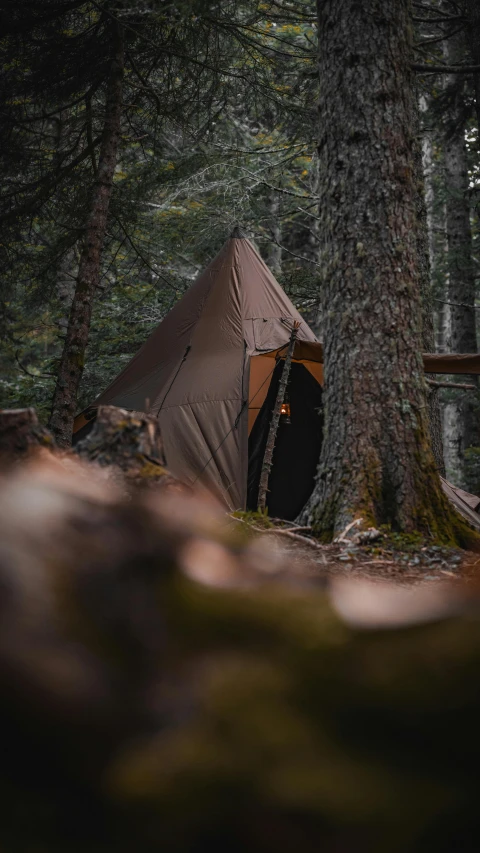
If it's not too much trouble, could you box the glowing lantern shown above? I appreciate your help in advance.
[280,398,291,424]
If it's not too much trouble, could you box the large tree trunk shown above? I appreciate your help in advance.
[443,31,480,488]
[301,0,455,539]
[48,21,125,447]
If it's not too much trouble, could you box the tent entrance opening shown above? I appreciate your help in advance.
[247,360,323,520]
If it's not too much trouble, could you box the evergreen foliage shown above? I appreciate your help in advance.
[1,0,480,493]
[0,0,319,421]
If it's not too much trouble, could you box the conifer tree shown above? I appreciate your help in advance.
[301,0,456,538]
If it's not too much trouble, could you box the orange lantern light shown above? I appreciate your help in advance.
[280,400,291,424]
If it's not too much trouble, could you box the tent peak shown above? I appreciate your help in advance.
[230,225,248,239]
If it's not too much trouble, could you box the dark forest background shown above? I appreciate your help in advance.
[1,0,480,489]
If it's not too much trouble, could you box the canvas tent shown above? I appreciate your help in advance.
[74,229,324,514]
[74,228,480,524]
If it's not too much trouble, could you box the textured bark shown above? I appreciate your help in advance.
[57,246,78,334]
[443,30,480,487]
[48,22,125,447]
[257,323,299,512]
[301,0,455,539]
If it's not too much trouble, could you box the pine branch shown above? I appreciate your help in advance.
[435,298,480,311]
[415,25,465,47]
[0,135,102,226]
[413,16,465,23]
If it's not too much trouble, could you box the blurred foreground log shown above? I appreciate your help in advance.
[0,455,480,852]
[0,407,56,461]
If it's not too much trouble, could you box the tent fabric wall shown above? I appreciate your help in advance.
[248,356,277,434]
[440,478,480,531]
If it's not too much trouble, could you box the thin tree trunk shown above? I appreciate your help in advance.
[57,246,78,334]
[465,0,480,137]
[301,0,456,540]
[414,92,445,476]
[257,323,299,513]
[418,104,448,354]
[443,30,480,488]
[420,97,441,316]
[48,21,125,447]
[267,193,282,276]
[420,92,451,478]
[308,155,323,338]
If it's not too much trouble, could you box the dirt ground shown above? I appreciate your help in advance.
[267,531,480,586]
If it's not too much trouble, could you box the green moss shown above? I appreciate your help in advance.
[135,460,169,479]
[309,495,337,541]
[232,509,274,530]
[378,526,423,551]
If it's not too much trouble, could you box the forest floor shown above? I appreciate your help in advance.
[265,531,480,586]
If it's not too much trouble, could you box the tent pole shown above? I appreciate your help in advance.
[257,321,300,513]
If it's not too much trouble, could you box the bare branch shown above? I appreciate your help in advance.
[413,62,480,73]
[435,298,480,311]
[427,378,476,390]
